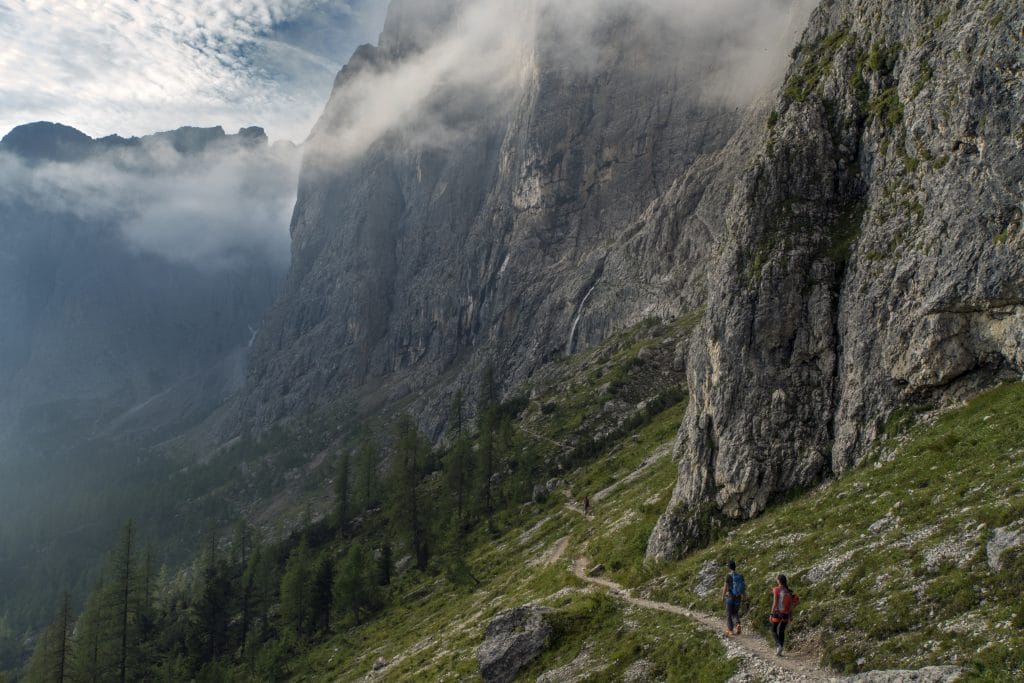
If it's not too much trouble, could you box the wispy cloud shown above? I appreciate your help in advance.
[307,0,814,168]
[0,0,389,141]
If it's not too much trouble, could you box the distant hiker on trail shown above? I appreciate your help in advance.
[582,495,590,516]
[769,574,799,657]
[722,560,746,635]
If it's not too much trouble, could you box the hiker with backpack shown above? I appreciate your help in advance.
[721,560,746,635]
[769,574,799,656]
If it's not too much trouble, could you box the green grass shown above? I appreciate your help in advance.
[642,381,1024,677]
[302,371,1024,681]
[280,398,736,681]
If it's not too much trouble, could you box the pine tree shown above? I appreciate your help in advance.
[189,559,234,663]
[70,578,111,682]
[355,427,379,510]
[279,541,313,637]
[25,592,71,683]
[111,520,138,683]
[476,369,500,524]
[334,449,352,528]
[239,545,262,653]
[445,433,474,525]
[388,415,431,570]
[376,543,392,587]
[332,542,377,625]
[310,554,335,633]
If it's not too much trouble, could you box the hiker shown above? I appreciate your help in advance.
[582,495,590,516]
[721,560,745,635]
[769,574,799,656]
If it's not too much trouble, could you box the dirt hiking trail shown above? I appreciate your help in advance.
[571,557,835,682]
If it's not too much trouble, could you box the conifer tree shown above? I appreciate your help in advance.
[445,433,474,525]
[310,554,335,633]
[190,559,234,663]
[70,578,111,682]
[111,520,138,683]
[388,415,431,570]
[332,542,377,625]
[334,449,352,528]
[26,592,71,683]
[476,368,500,523]
[355,427,379,510]
[279,541,313,637]
[376,543,392,587]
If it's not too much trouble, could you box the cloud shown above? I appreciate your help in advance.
[306,0,815,168]
[0,0,390,142]
[0,137,300,269]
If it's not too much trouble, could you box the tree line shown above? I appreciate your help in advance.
[23,369,549,681]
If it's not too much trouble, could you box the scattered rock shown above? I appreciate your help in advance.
[372,657,387,671]
[536,641,606,682]
[477,605,552,683]
[693,559,721,597]
[546,478,565,493]
[805,549,856,585]
[394,554,414,574]
[830,665,962,682]
[623,658,658,682]
[986,525,1024,571]
[587,564,605,577]
[869,514,900,535]
[923,533,977,571]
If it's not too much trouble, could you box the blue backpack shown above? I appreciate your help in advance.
[730,572,746,598]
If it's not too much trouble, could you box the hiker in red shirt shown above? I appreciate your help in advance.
[769,574,799,656]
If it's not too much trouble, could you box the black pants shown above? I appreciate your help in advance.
[770,620,788,648]
[726,600,741,631]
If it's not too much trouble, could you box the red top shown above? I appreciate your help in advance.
[771,586,798,622]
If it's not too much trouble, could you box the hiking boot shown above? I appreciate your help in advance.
[733,624,742,635]
[776,645,783,657]
[723,629,733,636]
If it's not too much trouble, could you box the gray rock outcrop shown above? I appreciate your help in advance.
[649,0,1023,558]
[986,524,1024,571]
[477,605,552,683]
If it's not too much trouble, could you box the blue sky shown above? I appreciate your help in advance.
[0,0,389,142]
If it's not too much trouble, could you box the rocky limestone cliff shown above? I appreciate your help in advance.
[236,0,813,435]
[649,0,1023,558]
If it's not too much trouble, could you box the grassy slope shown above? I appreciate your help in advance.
[291,402,737,682]
[624,382,1024,680]
[286,353,1024,681]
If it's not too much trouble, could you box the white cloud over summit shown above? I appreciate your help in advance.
[0,0,389,141]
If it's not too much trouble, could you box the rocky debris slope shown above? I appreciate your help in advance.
[650,0,1023,557]
[831,667,962,683]
[234,0,815,435]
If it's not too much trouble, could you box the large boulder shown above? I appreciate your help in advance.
[477,605,552,683]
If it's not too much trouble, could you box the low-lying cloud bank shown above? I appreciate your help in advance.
[0,130,300,270]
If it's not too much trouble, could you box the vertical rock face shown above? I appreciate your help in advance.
[649,0,1023,558]
[237,0,811,433]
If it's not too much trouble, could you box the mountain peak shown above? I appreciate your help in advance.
[0,121,94,162]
